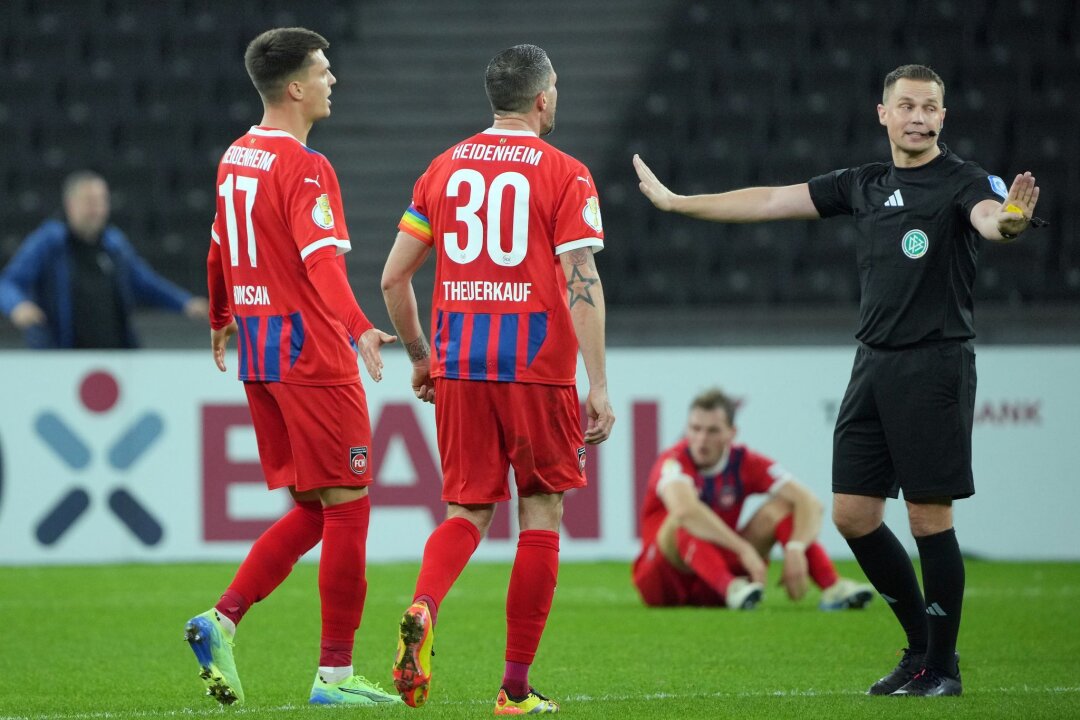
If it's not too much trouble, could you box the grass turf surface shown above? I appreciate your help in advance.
[1,560,1077,719]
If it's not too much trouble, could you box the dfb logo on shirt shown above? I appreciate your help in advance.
[349,446,368,475]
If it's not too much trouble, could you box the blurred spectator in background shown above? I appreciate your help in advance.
[0,170,208,348]
[634,387,873,611]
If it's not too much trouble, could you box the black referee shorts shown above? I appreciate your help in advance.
[832,341,976,501]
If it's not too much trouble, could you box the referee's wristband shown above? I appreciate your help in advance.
[785,541,807,553]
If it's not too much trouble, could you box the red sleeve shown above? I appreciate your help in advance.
[286,154,352,260]
[206,234,232,330]
[305,248,373,341]
[739,448,780,494]
[552,162,604,253]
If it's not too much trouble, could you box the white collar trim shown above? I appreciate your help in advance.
[248,126,304,144]
[482,127,538,137]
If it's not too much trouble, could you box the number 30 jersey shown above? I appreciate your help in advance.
[398,128,605,386]
[209,126,359,386]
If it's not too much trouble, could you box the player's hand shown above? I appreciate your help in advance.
[411,362,434,404]
[996,172,1039,240]
[359,327,397,382]
[10,300,46,329]
[211,320,238,372]
[780,546,810,601]
[184,297,210,320]
[633,154,679,212]
[583,386,615,444]
[737,544,768,585]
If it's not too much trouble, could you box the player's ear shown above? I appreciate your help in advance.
[877,103,887,126]
[287,80,304,102]
[537,90,547,112]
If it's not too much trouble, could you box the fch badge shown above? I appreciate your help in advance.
[350,446,368,475]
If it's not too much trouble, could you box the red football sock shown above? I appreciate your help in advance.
[215,500,323,626]
[505,529,560,674]
[774,514,839,589]
[413,516,482,625]
[675,528,736,597]
[318,495,370,668]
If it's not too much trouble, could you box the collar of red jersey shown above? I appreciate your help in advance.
[697,447,731,476]
[248,126,304,144]
[482,127,538,137]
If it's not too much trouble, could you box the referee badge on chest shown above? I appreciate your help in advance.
[901,228,929,259]
[349,446,368,475]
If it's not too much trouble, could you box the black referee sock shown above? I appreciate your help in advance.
[915,528,964,677]
[846,523,928,654]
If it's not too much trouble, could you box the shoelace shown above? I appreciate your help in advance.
[354,675,390,693]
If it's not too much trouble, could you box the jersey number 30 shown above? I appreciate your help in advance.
[218,174,258,268]
[444,169,529,267]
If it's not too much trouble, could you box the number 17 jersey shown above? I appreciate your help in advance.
[210,126,358,386]
[398,128,605,386]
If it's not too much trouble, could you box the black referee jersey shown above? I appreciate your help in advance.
[807,145,1006,348]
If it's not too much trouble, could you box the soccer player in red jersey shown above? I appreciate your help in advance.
[634,388,873,611]
[381,44,615,714]
[183,27,400,707]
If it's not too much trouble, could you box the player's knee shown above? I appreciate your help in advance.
[832,506,876,538]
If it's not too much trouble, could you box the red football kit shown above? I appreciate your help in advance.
[207,126,373,490]
[633,440,791,604]
[398,128,605,501]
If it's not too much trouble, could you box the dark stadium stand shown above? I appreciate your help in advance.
[602,0,1080,308]
[0,0,1076,351]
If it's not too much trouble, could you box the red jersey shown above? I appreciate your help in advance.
[398,128,604,386]
[209,126,359,386]
[638,440,793,549]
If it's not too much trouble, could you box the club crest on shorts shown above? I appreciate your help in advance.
[349,446,368,475]
[577,446,587,473]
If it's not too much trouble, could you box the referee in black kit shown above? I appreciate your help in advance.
[632,64,1040,697]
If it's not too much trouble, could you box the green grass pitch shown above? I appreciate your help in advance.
[1,560,1077,719]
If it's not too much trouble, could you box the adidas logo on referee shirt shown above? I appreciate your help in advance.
[883,189,904,207]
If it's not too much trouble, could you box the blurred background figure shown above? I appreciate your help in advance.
[0,170,208,349]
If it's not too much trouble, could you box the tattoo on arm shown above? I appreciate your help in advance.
[567,248,591,267]
[567,265,598,308]
[405,336,430,362]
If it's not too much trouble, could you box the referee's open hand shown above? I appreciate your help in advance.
[633,154,678,212]
[996,171,1040,239]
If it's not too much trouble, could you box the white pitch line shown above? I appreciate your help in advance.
[3,686,1079,720]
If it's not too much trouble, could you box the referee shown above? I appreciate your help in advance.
[633,64,1039,697]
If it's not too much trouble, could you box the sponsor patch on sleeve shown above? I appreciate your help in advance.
[988,175,1008,199]
[582,196,603,233]
[312,194,335,230]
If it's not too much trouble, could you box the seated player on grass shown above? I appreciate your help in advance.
[634,388,874,610]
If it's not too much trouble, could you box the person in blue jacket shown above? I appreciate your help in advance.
[0,170,208,348]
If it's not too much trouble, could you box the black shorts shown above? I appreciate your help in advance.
[832,341,976,501]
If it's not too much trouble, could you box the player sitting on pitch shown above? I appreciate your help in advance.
[634,388,874,610]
